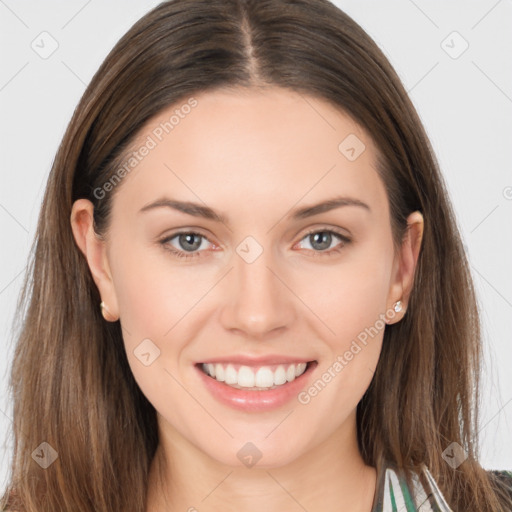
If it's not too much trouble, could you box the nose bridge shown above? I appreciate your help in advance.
[221,233,295,336]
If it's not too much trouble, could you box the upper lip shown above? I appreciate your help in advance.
[197,355,316,366]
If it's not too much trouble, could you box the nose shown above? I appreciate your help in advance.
[219,240,297,339]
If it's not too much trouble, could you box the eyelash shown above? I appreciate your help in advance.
[159,227,351,260]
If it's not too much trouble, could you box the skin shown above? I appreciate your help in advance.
[71,86,423,512]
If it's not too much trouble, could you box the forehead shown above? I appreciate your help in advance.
[111,86,388,222]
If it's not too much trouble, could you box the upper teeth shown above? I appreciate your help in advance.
[202,362,308,389]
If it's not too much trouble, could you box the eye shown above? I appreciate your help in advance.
[295,228,351,256]
[159,227,351,260]
[159,231,214,259]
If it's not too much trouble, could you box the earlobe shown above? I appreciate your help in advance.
[70,199,120,322]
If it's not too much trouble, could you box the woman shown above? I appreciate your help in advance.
[1,0,511,510]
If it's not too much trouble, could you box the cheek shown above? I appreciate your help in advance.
[298,268,389,423]
[110,242,200,337]
[109,243,217,380]
[109,248,199,416]
[293,239,392,407]
[296,239,393,342]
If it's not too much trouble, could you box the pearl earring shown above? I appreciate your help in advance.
[393,300,403,313]
[100,301,114,321]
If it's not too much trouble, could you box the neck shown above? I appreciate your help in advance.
[146,411,377,512]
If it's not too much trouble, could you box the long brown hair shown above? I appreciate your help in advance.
[2,0,511,510]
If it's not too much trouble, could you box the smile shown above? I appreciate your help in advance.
[200,361,310,390]
[195,360,318,412]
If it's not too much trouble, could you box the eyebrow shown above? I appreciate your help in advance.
[138,195,370,224]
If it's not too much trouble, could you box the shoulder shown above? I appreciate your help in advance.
[487,469,512,497]
[372,461,452,511]
[487,469,512,482]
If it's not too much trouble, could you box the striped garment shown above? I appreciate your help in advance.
[371,462,512,511]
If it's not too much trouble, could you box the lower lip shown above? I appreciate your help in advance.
[195,361,318,412]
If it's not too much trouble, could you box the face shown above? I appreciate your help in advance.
[74,86,418,469]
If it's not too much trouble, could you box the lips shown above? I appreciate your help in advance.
[195,359,318,412]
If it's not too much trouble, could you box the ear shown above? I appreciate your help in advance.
[70,199,119,322]
[386,211,424,324]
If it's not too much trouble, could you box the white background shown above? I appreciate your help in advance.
[1,0,511,489]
